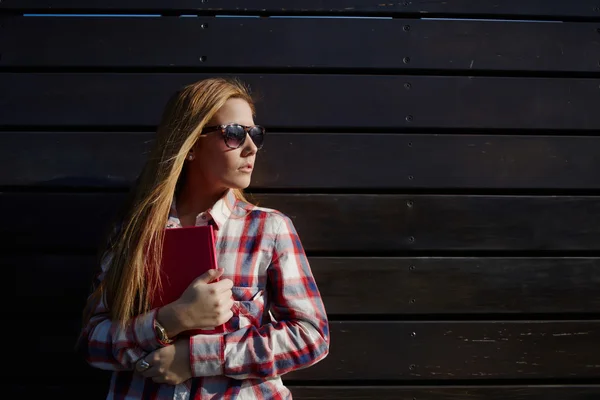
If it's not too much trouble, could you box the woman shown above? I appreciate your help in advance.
[78,77,330,399]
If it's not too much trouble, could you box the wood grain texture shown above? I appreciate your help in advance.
[3,17,598,72]
[289,386,600,400]
[292,321,600,381]
[4,193,600,252]
[4,1,600,394]
[5,132,600,190]
[2,0,599,19]
[310,257,600,315]
[8,255,600,317]
[2,74,599,130]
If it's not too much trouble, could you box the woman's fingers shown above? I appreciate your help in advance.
[136,357,161,378]
[212,278,234,293]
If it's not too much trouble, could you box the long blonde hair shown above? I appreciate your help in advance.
[84,77,255,327]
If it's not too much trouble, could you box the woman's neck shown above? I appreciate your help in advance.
[176,179,227,225]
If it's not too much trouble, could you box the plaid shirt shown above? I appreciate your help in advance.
[79,189,330,399]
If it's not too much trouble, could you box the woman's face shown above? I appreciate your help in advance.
[188,98,258,193]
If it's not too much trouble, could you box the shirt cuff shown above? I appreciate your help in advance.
[189,334,225,377]
[132,308,165,352]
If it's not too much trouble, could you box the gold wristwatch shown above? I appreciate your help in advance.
[154,319,173,344]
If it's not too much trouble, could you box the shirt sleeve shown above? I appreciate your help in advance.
[189,213,330,379]
[77,253,169,371]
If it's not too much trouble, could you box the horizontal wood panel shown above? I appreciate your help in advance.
[291,321,600,380]
[2,0,599,19]
[313,257,600,314]
[9,384,600,400]
[3,17,598,73]
[5,193,600,252]
[0,132,151,188]
[8,255,600,316]
[290,386,600,400]
[12,320,600,380]
[5,132,600,190]
[2,74,599,130]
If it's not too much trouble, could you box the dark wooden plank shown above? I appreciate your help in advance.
[5,132,600,190]
[2,74,599,130]
[288,321,600,380]
[9,384,600,400]
[7,383,110,400]
[0,193,123,253]
[0,132,152,188]
[310,257,600,314]
[290,386,600,400]
[264,195,600,252]
[7,255,99,318]
[9,255,600,316]
[5,193,600,252]
[11,320,600,380]
[2,0,599,20]
[3,17,598,73]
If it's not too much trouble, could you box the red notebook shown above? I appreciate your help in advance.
[150,225,224,336]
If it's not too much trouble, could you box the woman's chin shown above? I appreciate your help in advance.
[226,176,252,190]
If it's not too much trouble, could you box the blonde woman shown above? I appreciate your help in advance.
[78,77,330,399]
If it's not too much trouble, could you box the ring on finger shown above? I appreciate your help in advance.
[137,359,151,372]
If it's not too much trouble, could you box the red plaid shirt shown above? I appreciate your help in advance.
[79,189,330,399]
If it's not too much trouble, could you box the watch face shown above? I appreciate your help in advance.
[154,324,165,339]
[155,323,171,342]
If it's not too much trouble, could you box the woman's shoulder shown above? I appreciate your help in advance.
[235,200,294,230]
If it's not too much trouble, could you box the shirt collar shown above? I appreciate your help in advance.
[167,188,237,230]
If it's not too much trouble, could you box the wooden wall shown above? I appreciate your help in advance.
[3,1,600,398]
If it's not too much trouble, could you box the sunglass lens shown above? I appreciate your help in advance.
[249,126,265,149]
[224,124,246,148]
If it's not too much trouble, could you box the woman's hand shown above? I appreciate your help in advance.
[135,339,191,385]
[158,268,234,336]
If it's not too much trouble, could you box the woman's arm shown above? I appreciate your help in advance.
[189,213,330,380]
[78,256,234,372]
[77,255,171,371]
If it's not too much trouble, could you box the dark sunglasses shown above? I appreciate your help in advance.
[201,123,265,150]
